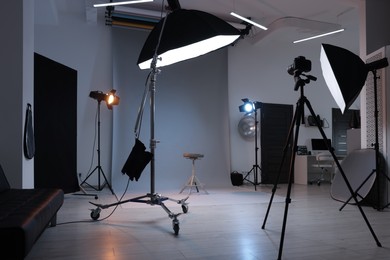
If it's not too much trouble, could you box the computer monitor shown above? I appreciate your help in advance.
[311,138,331,151]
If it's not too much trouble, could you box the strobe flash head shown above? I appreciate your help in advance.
[239,98,262,113]
[89,91,107,101]
[287,56,311,75]
[89,89,120,110]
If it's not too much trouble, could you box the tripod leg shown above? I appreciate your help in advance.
[305,98,382,247]
[262,100,299,229]
[243,167,255,185]
[98,167,115,195]
[277,101,303,260]
[73,184,98,199]
[79,166,99,190]
[339,169,375,211]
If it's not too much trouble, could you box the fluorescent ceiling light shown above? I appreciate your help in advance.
[293,29,345,43]
[94,0,153,8]
[230,12,268,30]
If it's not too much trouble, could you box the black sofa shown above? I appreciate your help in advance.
[0,164,64,259]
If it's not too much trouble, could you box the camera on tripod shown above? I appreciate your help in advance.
[287,56,311,75]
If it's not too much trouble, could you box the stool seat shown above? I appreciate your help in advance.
[180,153,208,194]
[183,153,204,160]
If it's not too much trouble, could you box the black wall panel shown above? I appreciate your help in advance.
[34,53,79,193]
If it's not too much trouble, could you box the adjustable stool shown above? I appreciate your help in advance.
[179,153,208,194]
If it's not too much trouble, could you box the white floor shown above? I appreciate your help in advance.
[26,182,390,260]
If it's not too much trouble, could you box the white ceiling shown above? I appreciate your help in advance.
[92,0,362,44]
[131,0,361,24]
[36,0,363,45]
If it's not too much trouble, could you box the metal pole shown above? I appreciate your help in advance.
[150,69,157,194]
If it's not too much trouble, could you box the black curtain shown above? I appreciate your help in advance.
[34,53,79,193]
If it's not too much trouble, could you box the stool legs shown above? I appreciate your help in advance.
[180,159,208,194]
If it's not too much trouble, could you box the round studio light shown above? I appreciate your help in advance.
[244,103,254,113]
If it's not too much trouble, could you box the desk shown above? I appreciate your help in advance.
[294,154,343,184]
[294,155,320,185]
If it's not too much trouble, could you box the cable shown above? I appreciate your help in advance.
[55,176,132,226]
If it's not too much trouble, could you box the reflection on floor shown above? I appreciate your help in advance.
[26,183,390,260]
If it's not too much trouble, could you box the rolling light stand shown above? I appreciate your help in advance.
[80,100,115,195]
[240,100,262,190]
[88,11,189,235]
[89,59,189,235]
[261,70,381,260]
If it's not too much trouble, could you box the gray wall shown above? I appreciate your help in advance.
[111,28,231,193]
[228,8,360,174]
[0,0,34,188]
[3,0,378,191]
[366,0,390,54]
[34,2,113,187]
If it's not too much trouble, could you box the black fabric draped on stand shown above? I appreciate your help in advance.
[122,139,152,181]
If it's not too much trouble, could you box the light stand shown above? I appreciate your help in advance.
[88,2,240,235]
[80,99,115,195]
[89,54,190,235]
[239,99,262,190]
[319,44,389,211]
[261,65,381,260]
[339,68,390,211]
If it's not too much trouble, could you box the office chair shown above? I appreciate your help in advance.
[309,152,334,186]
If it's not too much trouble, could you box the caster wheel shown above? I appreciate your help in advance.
[94,196,98,200]
[182,205,189,213]
[90,210,100,220]
[173,222,180,235]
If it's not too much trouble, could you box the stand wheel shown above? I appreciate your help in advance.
[181,205,189,213]
[90,209,100,220]
[173,219,180,235]
[173,223,179,235]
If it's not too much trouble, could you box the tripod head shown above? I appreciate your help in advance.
[293,71,317,91]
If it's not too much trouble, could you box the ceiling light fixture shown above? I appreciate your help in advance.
[293,28,345,43]
[94,0,153,8]
[230,12,268,30]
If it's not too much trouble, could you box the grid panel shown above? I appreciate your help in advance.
[365,52,385,153]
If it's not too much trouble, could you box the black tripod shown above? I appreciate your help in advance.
[243,108,262,190]
[339,68,390,211]
[261,72,381,260]
[80,100,114,195]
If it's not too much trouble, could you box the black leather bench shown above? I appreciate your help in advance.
[0,164,64,259]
